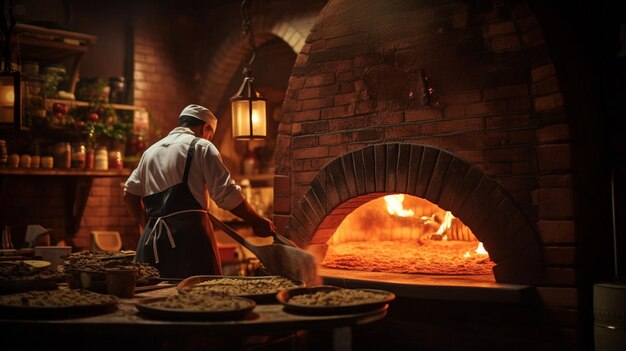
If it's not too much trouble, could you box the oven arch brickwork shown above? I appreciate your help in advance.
[273,0,587,345]
[287,143,544,284]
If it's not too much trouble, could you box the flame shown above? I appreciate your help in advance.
[464,242,489,258]
[435,211,454,236]
[474,242,488,255]
[384,194,414,217]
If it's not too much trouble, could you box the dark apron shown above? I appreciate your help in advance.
[135,137,222,278]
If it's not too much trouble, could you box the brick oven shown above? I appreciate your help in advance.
[272,0,615,349]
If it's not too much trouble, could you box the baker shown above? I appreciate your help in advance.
[123,104,276,278]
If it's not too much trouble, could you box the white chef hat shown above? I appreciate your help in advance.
[179,104,218,132]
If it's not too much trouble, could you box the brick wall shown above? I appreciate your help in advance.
[274,0,605,348]
[75,177,138,250]
[0,176,136,251]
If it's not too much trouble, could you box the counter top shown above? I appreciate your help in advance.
[0,286,388,351]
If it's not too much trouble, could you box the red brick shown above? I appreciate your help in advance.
[488,35,522,52]
[384,123,423,139]
[465,101,508,116]
[302,97,334,110]
[438,90,482,104]
[539,220,575,244]
[483,84,528,101]
[538,188,575,219]
[355,101,373,114]
[293,171,318,185]
[539,174,574,187]
[510,130,535,144]
[292,146,330,160]
[334,93,360,106]
[352,128,383,142]
[322,59,353,72]
[532,76,560,96]
[486,114,529,129]
[405,108,443,121]
[444,104,465,118]
[543,246,576,265]
[531,64,556,82]
[319,132,351,145]
[321,105,353,119]
[304,73,336,88]
[484,21,516,37]
[537,144,571,171]
[292,135,319,149]
[372,111,403,125]
[297,87,320,100]
[537,124,570,143]
[534,93,564,111]
[521,27,545,47]
[537,287,578,308]
[289,76,306,90]
[328,116,368,130]
[292,158,332,172]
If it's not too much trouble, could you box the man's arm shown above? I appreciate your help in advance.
[123,191,147,230]
[229,199,276,238]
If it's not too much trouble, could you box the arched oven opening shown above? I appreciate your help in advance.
[286,144,544,294]
[321,193,494,277]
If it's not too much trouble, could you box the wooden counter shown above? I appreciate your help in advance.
[0,286,388,351]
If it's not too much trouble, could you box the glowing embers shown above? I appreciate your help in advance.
[322,194,494,275]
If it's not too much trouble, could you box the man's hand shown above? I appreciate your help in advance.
[230,198,277,237]
[252,217,277,238]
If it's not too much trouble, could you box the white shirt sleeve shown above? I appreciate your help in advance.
[124,165,143,196]
[201,142,244,211]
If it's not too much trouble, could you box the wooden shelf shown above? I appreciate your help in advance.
[45,99,148,112]
[0,168,131,177]
[12,23,97,93]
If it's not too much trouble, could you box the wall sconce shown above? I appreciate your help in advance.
[0,67,23,129]
[230,0,267,140]
[0,0,23,130]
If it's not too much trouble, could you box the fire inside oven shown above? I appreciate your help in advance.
[321,194,495,276]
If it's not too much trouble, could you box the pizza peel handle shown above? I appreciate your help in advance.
[208,213,319,285]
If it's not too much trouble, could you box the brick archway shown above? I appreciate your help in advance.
[198,15,317,112]
[288,143,544,284]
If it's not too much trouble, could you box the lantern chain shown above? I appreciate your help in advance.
[240,0,256,77]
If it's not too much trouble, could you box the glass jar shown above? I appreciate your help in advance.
[71,143,86,169]
[94,147,108,170]
[52,142,71,169]
[108,150,123,169]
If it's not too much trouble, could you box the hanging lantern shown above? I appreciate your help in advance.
[230,0,267,140]
[231,76,266,140]
[0,71,23,129]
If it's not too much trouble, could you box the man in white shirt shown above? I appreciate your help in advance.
[123,104,276,278]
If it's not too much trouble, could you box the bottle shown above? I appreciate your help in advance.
[85,148,95,169]
[0,140,7,166]
[71,143,86,168]
[95,147,109,170]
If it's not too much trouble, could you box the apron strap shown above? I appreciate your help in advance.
[182,137,201,184]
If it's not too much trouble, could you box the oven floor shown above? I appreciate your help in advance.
[319,267,533,304]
